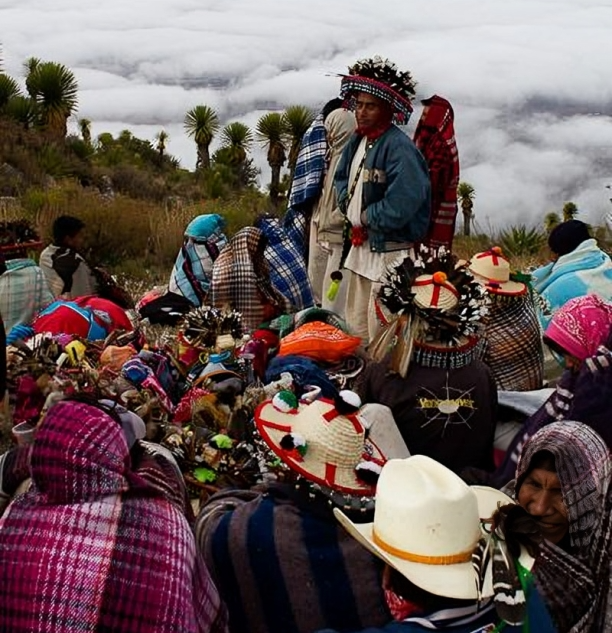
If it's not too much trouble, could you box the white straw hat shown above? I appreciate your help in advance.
[334,455,533,599]
[469,248,526,296]
[411,273,459,311]
[255,391,386,496]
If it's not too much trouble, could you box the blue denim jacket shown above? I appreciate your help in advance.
[335,126,431,253]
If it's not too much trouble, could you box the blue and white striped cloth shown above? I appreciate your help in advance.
[288,114,327,210]
[168,214,228,307]
[256,216,315,311]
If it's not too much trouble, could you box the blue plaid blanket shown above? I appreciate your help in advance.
[282,207,308,256]
[255,216,314,311]
[288,114,327,209]
[168,233,227,307]
[0,259,53,332]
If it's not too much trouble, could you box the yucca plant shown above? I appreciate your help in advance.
[220,122,254,162]
[256,112,287,204]
[457,182,476,236]
[79,118,92,147]
[184,105,220,170]
[4,96,37,129]
[562,201,578,222]
[155,130,169,159]
[25,60,78,138]
[499,225,546,258]
[0,73,21,110]
[543,212,561,233]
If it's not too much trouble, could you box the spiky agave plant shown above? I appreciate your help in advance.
[499,225,546,258]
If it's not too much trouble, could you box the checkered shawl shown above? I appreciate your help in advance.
[169,233,228,307]
[514,422,612,633]
[288,115,327,210]
[413,96,460,250]
[0,258,53,331]
[482,293,544,391]
[283,206,308,257]
[0,401,227,633]
[211,227,290,331]
[255,216,314,310]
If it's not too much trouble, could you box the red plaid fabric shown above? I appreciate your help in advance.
[0,400,227,633]
[414,96,460,250]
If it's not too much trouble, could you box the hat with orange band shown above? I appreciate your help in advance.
[334,455,534,600]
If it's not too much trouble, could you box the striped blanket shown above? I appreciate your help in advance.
[196,484,389,633]
[532,238,612,329]
[288,115,327,210]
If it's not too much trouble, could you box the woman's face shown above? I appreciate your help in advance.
[518,467,569,544]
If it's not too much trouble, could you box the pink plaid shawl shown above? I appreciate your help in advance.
[0,400,227,633]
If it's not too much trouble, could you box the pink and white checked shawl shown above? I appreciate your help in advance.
[0,400,227,633]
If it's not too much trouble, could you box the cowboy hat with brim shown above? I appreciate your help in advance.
[255,394,386,496]
[334,455,534,600]
[469,249,526,297]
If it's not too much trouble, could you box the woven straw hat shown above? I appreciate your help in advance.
[469,248,526,296]
[254,392,386,496]
[411,273,459,311]
[334,455,534,600]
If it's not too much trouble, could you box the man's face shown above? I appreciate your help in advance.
[355,92,390,131]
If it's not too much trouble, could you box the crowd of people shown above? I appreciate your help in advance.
[2,55,612,633]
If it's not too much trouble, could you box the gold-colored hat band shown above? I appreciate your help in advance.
[373,530,474,565]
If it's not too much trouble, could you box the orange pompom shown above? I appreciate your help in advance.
[432,271,448,285]
[491,246,503,255]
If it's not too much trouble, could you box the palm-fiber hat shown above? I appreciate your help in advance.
[469,247,526,296]
[334,455,534,600]
[254,390,386,496]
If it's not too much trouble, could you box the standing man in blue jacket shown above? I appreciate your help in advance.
[335,57,431,343]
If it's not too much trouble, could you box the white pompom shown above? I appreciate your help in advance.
[339,390,362,409]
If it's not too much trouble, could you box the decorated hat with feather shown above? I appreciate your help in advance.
[339,56,417,124]
[372,246,489,376]
[254,389,386,498]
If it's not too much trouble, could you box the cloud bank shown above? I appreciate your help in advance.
[3,0,612,227]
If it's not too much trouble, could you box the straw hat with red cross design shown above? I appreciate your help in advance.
[411,271,460,312]
[254,390,387,496]
[469,247,526,296]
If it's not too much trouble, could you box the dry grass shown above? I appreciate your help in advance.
[1,180,269,278]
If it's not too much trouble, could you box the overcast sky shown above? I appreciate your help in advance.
[3,0,612,228]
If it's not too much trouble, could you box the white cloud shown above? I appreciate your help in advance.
[3,0,612,226]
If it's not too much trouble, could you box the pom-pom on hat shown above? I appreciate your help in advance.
[378,245,489,346]
[411,272,459,312]
[340,56,416,125]
[468,247,526,296]
[255,391,386,496]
